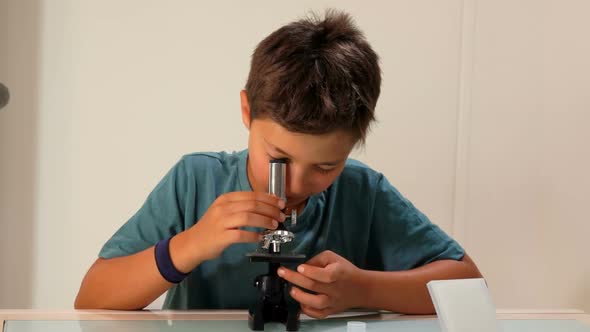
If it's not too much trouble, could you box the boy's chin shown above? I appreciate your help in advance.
[286,197,308,208]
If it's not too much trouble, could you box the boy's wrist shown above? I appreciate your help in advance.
[169,230,205,274]
[355,268,401,310]
[354,268,376,309]
[155,237,191,283]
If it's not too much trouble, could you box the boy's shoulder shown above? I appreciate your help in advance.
[343,158,382,177]
[179,150,246,169]
[181,150,242,162]
[171,150,248,187]
[337,158,385,190]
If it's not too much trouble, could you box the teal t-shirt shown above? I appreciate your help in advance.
[99,149,464,309]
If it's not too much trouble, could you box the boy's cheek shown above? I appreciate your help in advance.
[249,156,271,189]
[313,172,343,192]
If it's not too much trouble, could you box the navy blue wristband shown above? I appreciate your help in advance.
[154,237,190,283]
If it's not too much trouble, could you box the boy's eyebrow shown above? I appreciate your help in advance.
[265,139,346,166]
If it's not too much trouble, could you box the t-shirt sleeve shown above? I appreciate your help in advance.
[366,175,465,271]
[99,158,191,259]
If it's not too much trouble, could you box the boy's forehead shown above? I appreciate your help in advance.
[265,139,351,165]
[253,120,354,163]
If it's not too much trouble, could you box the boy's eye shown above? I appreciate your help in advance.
[267,153,335,174]
[267,153,285,161]
[315,166,335,174]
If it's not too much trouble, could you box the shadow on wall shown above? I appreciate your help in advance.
[0,0,40,308]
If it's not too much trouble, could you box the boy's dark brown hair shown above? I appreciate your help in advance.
[245,9,381,144]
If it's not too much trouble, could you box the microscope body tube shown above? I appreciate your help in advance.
[268,160,287,251]
[268,159,287,201]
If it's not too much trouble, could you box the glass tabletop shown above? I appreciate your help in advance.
[4,319,590,332]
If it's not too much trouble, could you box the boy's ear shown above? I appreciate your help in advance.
[240,90,251,130]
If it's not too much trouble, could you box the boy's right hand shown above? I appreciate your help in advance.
[186,192,286,263]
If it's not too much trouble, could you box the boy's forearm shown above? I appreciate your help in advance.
[74,245,170,310]
[74,230,203,310]
[358,254,483,314]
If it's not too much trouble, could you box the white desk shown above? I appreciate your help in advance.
[1,309,589,331]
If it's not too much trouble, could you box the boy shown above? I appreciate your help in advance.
[75,10,482,318]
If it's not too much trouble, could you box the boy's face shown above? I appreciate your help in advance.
[241,91,357,209]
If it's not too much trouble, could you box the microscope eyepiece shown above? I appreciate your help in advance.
[268,159,287,202]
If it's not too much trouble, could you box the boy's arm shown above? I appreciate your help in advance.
[278,251,483,318]
[75,192,284,310]
[360,253,482,314]
[74,229,204,310]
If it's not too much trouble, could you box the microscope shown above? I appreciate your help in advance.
[246,159,306,331]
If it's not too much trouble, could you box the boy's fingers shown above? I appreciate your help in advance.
[219,191,285,208]
[278,267,327,293]
[306,250,337,267]
[296,264,334,284]
[290,286,331,310]
[301,305,330,320]
[226,200,285,222]
[225,212,277,230]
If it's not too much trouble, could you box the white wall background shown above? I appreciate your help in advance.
[1,0,588,311]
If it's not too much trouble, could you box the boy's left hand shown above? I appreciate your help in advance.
[277,250,367,319]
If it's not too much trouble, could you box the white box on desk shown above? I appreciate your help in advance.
[427,278,501,332]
